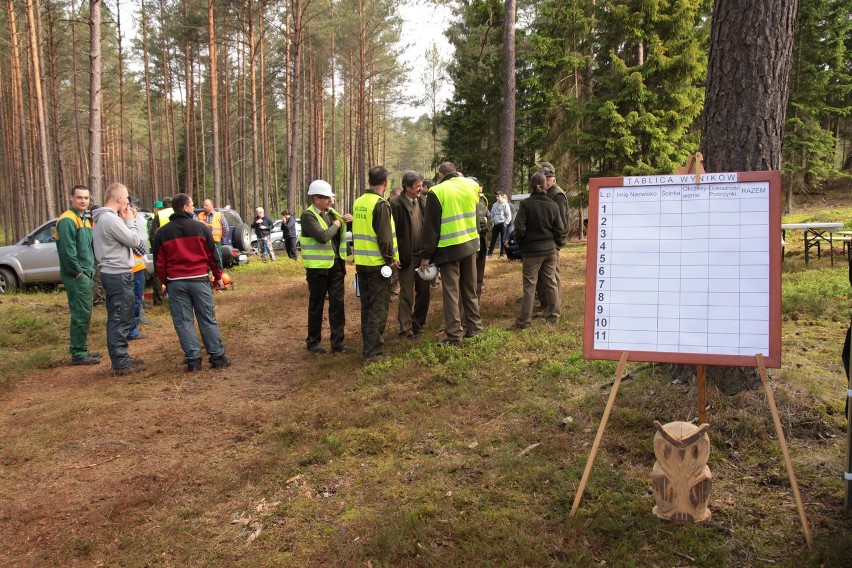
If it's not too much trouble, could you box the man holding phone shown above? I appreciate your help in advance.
[92,182,147,375]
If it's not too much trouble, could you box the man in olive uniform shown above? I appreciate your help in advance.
[56,184,101,365]
[536,162,568,312]
[420,162,483,344]
[353,166,399,361]
[300,180,353,354]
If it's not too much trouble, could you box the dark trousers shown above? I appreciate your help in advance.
[488,222,507,256]
[100,271,135,370]
[285,236,299,260]
[306,259,346,350]
[397,257,431,336]
[357,267,391,359]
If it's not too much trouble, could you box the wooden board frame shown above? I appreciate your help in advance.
[582,171,782,368]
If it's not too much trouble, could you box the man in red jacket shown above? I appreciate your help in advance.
[152,193,231,372]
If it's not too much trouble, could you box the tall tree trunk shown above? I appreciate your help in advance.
[70,0,86,183]
[116,0,126,183]
[356,0,366,192]
[695,0,798,395]
[329,14,336,192]
[141,1,158,200]
[498,0,516,198]
[208,0,222,205]
[26,0,55,217]
[249,0,261,208]
[287,0,303,213]
[44,0,67,196]
[701,0,798,173]
[88,0,102,201]
[183,0,194,197]
[259,6,269,209]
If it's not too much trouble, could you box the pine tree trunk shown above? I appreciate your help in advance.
[116,0,126,184]
[498,0,516,199]
[70,0,86,184]
[44,0,67,198]
[208,0,222,205]
[141,1,158,200]
[287,0,303,213]
[692,0,799,394]
[26,0,55,217]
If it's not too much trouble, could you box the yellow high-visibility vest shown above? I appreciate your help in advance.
[352,192,398,266]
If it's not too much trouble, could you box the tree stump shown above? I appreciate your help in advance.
[651,421,712,523]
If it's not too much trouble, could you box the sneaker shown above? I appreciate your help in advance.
[210,355,231,369]
[332,345,351,353]
[72,354,101,366]
[113,363,145,376]
[128,332,148,341]
[307,345,327,354]
[186,359,203,372]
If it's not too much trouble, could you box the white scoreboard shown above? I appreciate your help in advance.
[583,171,782,368]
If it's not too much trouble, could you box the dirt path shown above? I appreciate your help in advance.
[0,268,356,565]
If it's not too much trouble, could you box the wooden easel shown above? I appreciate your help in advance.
[569,352,814,552]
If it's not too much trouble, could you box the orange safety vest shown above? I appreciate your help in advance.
[132,254,146,274]
[197,210,224,242]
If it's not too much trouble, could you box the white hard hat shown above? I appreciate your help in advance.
[308,180,334,197]
[415,263,438,281]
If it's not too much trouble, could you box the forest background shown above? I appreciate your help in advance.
[0,0,849,244]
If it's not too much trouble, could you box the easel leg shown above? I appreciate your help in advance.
[697,364,707,424]
[755,354,814,551]
[570,352,630,517]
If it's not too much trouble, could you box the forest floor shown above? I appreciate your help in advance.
[1,181,852,566]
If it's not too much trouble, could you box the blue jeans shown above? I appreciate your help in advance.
[128,270,145,338]
[100,271,135,370]
[166,279,225,364]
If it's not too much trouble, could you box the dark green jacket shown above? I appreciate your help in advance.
[56,209,95,279]
[514,194,566,257]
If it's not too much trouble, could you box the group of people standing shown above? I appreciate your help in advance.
[302,160,570,361]
[56,184,230,375]
[55,159,569,372]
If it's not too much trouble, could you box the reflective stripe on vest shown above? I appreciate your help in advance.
[198,211,223,242]
[352,192,399,266]
[157,208,174,228]
[433,177,479,248]
[300,206,346,269]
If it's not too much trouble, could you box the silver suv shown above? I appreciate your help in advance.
[0,214,154,295]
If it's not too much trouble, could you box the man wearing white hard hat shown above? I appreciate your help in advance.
[352,166,400,362]
[300,180,353,354]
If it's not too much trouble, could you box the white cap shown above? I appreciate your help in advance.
[308,180,334,197]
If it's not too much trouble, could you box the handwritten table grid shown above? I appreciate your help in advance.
[593,182,770,357]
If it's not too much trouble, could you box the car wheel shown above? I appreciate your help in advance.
[0,267,19,294]
[233,223,252,252]
[272,238,284,250]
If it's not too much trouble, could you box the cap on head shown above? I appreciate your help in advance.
[540,162,556,178]
[154,200,164,208]
[308,179,334,198]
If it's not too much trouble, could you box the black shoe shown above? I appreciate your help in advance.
[86,351,103,359]
[332,345,351,353]
[186,359,203,372]
[113,363,145,376]
[72,354,101,366]
[210,355,231,369]
[508,322,529,331]
[307,345,327,354]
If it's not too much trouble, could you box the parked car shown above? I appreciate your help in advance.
[255,218,302,252]
[193,207,251,267]
[0,213,155,295]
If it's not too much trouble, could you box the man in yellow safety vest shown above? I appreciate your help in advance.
[419,161,483,344]
[197,199,229,269]
[352,166,400,362]
[300,180,353,354]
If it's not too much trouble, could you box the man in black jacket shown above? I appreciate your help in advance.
[251,207,276,262]
[391,170,430,338]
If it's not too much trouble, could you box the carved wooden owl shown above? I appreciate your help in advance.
[651,420,712,523]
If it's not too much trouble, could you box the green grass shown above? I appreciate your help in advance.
[782,265,850,319]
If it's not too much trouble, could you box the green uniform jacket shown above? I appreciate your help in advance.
[56,209,95,279]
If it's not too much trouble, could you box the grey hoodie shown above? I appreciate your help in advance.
[92,206,144,274]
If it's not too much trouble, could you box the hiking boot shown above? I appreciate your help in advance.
[186,359,203,372]
[307,345,327,354]
[332,345,352,353]
[129,356,144,365]
[86,351,103,359]
[113,363,145,376]
[72,354,101,366]
[210,355,231,369]
[508,322,529,331]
